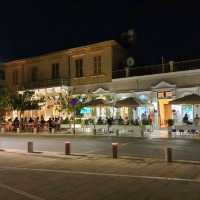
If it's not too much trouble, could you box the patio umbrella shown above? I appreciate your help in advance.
[84,99,109,107]
[170,94,200,119]
[83,99,112,117]
[170,94,200,105]
[115,97,140,121]
[115,97,140,108]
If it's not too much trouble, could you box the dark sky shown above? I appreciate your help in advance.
[0,0,200,65]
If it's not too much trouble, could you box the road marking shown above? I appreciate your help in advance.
[0,182,45,200]
[84,150,96,154]
[119,143,128,147]
[2,166,200,184]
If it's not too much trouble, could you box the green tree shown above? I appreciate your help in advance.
[59,93,87,135]
[0,87,11,121]
[10,90,44,119]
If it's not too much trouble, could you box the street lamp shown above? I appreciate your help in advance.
[70,98,79,135]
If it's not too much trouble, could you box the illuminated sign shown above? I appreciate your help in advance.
[80,107,92,114]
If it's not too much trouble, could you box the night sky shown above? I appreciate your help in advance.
[0,1,200,65]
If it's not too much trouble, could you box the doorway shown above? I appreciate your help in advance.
[158,99,172,128]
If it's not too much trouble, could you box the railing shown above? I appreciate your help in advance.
[24,78,70,89]
[112,58,200,79]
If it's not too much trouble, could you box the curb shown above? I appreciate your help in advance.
[1,148,200,165]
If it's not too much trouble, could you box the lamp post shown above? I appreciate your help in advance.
[70,98,79,135]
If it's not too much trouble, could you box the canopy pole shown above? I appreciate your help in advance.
[193,104,195,120]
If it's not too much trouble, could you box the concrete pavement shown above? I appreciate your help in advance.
[1,152,200,199]
[1,134,200,161]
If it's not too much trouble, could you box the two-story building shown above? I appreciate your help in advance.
[4,40,126,119]
[4,39,200,129]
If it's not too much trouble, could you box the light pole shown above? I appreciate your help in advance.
[70,98,79,135]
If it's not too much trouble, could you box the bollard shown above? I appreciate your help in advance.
[28,141,34,153]
[112,143,118,159]
[165,147,172,162]
[65,141,71,155]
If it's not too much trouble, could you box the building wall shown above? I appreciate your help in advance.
[112,69,200,92]
[0,65,5,88]
[70,41,124,86]
[71,68,200,96]
[23,53,69,83]
[112,44,127,70]
[4,40,125,91]
[4,61,25,91]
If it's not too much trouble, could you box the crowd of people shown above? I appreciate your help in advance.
[5,116,63,132]
[96,113,152,126]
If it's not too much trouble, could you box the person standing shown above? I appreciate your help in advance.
[194,114,200,126]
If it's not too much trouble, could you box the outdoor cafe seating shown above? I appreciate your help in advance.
[172,124,200,136]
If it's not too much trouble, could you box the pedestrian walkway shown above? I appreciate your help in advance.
[1,128,200,140]
[1,151,200,199]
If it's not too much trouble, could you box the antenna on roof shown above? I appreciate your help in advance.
[120,29,135,46]
[161,56,165,73]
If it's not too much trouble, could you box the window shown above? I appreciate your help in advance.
[31,67,38,82]
[12,70,18,85]
[94,56,102,75]
[75,59,83,77]
[52,63,60,79]
[157,91,173,99]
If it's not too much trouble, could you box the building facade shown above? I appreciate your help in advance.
[4,40,125,91]
[3,40,126,120]
[3,40,200,128]
[72,58,200,128]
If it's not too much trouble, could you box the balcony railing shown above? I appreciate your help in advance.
[23,78,69,89]
[112,58,200,79]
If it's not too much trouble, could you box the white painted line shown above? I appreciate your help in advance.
[84,150,96,154]
[0,182,45,200]
[119,143,128,147]
[2,166,200,184]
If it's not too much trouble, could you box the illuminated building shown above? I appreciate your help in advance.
[3,40,200,128]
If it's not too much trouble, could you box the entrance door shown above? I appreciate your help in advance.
[164,103,172,126]
[158,99,172,128]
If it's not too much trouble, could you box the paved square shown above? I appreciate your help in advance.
[0,152,200,199]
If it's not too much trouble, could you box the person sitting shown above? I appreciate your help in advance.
[29,117,34,123]
[182,113,192,125]
[40,115,46,129]
[106,117,113,133]
[118,116,124,125]
[13,117,20,131]
[97,117,103,125]
[194,114,200,126]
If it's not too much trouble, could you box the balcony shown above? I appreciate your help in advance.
[112,58,200,79]
[23,78,70,90]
